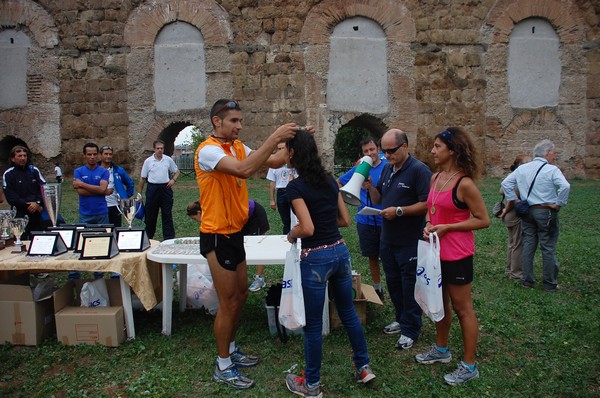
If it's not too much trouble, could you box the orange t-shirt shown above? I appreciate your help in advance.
[194,136,249,234]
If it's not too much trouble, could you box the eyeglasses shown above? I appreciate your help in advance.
[213,101,240,117]
[381,144,404,155]
[100,146,112,151]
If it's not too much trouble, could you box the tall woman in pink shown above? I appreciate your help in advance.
[415,127,490,385]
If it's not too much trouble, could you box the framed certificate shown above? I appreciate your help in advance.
[47,225,77,250]
[27,231,68,256]
[79,232,119,260]
[115,227,150,252]
[85,223,115,234]
[74,228,109,253]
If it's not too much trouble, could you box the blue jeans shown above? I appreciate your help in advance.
[521,207,560,289]
[79,213,109,225]
[379,242,422,340]
[301,243,370,384]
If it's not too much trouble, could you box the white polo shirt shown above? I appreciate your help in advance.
[140,154,178,184]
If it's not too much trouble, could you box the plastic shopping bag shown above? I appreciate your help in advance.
[414,232,444,322]
[187,263,219,315]
[80,278,110,307]
[278,243,305,331]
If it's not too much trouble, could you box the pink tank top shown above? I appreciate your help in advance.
[427,176,474,261]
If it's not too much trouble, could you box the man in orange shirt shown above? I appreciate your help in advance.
[194,99,302,389]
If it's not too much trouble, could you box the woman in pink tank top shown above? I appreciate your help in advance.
[415,127,490,386]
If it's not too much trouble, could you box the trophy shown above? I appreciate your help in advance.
[117,193,143,229]
[41,183,62,227]
[10,215,28,252]
[0,207,16,241]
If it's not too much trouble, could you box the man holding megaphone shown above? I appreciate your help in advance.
[337,137,387,301]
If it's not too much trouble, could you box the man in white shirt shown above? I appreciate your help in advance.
[501,139,570,291]
[138,140,180,240]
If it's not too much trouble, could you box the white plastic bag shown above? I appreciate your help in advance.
[414,232,444,322]
[187,263,219,315]
[80,278,110,307]
[278,243,305,330]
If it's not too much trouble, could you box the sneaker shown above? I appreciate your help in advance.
[354,364,376,384]
[212,362,254,389]
[544,284,560,292]
[35,273,50,279]
[231,347,259,367]
[415,345,452,364]
[375,288,385,302]
[383,321,401,334]
[285,371,322,398]
[443,362,480,386]
[395,334,414,350]
[248,275,266,292]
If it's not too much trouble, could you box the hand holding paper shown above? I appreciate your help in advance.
[357,206,382,216]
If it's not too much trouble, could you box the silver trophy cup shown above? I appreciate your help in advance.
[10,215,29,251]
[41,183,62,227]
[0,207,17,240]
[117,194,142,229]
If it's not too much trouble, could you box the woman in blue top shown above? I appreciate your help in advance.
[284,130,375,398]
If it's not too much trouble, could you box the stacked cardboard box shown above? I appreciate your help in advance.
[53,279,125,346]
[329,273,384,329]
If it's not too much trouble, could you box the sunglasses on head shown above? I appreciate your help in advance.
[100,146,112,151]
[381,144,404,155]
[438,130,453,149]
[213,101,240,117]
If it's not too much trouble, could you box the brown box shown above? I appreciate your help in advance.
[351,273,362,300]
[53,279,125,347]
[329,283,384,330]
[0,283,55,346]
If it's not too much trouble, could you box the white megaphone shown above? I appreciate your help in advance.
[340,156,373,206]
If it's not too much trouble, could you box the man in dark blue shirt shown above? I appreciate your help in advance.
[366,129,431,350]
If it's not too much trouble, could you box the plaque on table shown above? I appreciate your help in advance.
[47,225,77,250]
[79,232,119,260]
[74,228,109,253]
[115,227,150,252]
[85,223,115,234]
[27,231,68,256]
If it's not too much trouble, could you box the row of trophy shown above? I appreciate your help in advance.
[1,183,148,256]
[0,207,29,252]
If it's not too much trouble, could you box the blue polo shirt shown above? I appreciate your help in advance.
[74,164,109,216]
[338,159,387,226]
[376,155,431,246]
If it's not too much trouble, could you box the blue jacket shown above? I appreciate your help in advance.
[110,163,135,199]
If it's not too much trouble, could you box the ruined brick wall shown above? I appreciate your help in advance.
[0,0,598,179]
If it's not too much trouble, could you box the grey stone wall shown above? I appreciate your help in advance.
[0,0,598,179]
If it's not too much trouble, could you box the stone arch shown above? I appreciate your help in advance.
[300,0,417,171]
[124,0,232,175]
[482,0,587,177]
[0,0,60,176]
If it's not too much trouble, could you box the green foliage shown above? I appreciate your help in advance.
[188,126,205,151]
[334,126,371,168]
[1,176,599,397]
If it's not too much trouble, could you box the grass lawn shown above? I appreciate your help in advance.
[1,176,599,397]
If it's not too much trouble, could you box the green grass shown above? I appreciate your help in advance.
[1,177,599,397]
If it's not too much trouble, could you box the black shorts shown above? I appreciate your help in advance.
[441,255,474,285]
[200,231,245,271]
[241,202,270,236]
[357,222,381,257]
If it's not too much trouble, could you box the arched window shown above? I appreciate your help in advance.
[154,22,206,112]
[327,17,387,113]
[508,18,560,108]
[0,30,31,109]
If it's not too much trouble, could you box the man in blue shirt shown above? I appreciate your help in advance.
[366,129,431,349]
[100,145,135,227]
[501,139,570,291]
[338,137,387,301]
[73,143,110,224]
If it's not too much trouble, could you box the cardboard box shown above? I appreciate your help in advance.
[329,283,383,330]
[53,279,125,346]
[0,283,55,346]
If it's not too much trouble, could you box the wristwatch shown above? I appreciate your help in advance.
[395,206,404,217]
